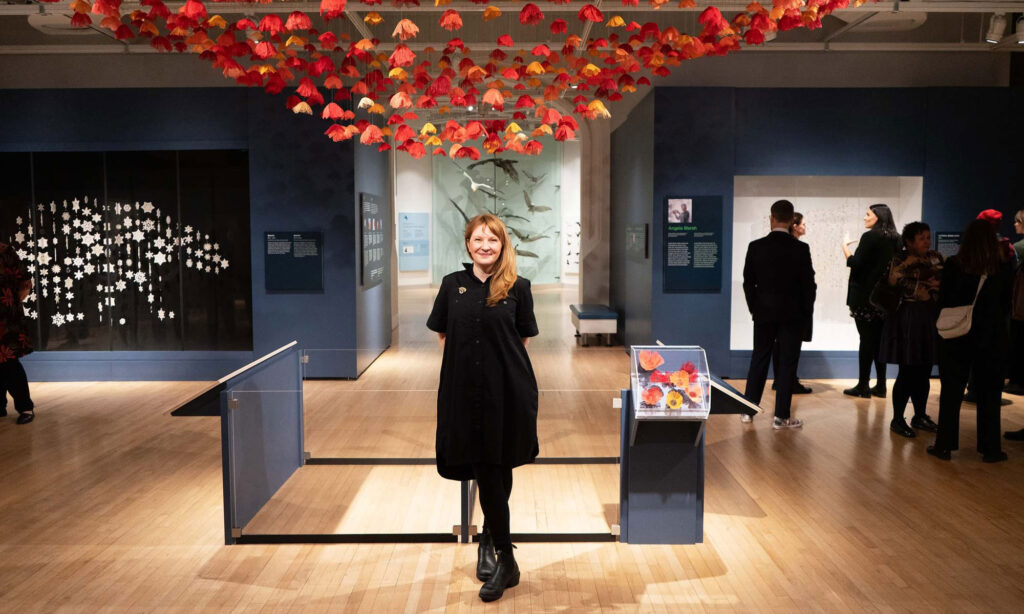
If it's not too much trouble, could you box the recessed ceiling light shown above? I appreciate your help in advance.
[467,105,475,111]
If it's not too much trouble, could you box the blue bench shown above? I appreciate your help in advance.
[569,304,619,346]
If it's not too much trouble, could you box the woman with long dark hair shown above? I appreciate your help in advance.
[427,214,539,601]
[928,219,1013,462]
[842,204,900,398]
[879,222,942,438]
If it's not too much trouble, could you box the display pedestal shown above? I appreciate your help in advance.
[619,389,705,544]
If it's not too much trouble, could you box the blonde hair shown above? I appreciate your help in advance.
[464,214,518,307]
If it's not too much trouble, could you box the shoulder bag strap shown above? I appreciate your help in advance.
[970,274,988,307]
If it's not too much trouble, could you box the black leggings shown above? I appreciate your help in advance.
[892,364,930,421]
[855,319,887,388]
[473,463,513,551]
[0,359,34,414]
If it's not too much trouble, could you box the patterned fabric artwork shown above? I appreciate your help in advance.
[1,151,253,352]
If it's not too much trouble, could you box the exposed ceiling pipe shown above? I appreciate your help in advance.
[824,12,879,50]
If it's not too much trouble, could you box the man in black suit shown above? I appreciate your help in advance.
[741,200,817,429]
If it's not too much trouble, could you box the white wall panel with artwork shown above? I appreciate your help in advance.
[432,141,564,285]
[395,153,433,286]
[731,176,923,352]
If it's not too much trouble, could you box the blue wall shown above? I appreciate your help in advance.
[353,142,393,376]
[613,86,1022,378]
[610,91,654,348]
[0,88,390,380]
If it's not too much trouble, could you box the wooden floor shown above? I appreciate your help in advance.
[3,285,1024,611]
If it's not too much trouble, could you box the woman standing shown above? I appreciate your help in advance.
[929,220,1013,462]
[0,242,35,425]
[842,204,900,398]
[772,212,812,395]
[427,214,539,602]
[879,222,942,438]
[1005,209,1024,397]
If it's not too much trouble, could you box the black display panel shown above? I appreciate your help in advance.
[1,150,252,352]
[178,150,252,351]
[105,151,182,351]
[662,196,724,293]
[265,231,324,293]
[0,153,40,349]
[31,152,111,351]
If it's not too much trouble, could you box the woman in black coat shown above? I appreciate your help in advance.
[928,219,1013,463]
[427,213,539,602]
[842,204,900,398]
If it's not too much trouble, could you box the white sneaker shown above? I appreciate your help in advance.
[740,414,753,423]
[773,417,803,430]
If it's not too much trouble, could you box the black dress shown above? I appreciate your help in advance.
[426,264,540,481]
[880,250,944,366]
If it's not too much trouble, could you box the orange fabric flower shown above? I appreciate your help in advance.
[641,386,664,406]
[638,350,664,371]
[439,9,462,31]
[392,18,419,41]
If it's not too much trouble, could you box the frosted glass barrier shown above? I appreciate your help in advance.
[223,389,304,537]
[731,176,923,351]
[300,349,621,460]
[432,139,562,284]
[630,346,711,420]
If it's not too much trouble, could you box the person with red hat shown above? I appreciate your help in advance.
[977,209,1017,263]
[962,209,1017,405]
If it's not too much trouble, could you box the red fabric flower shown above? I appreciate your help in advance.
[577,4,604,23]
[179,0,206,20]
[406,142,427,159]
[550,19,567,34]
[519,3,544,26]
[285,11,312,31]
[320,0,347,19]
[389,44,415,67]
[258,14,285,35]
[253,40,276,59]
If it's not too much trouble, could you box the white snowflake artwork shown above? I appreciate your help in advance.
[6,196,231,330]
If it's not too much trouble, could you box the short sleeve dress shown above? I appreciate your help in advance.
[0,243,34,363]
[426,264,540,481]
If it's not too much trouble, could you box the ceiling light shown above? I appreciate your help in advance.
[986,13,1007,44]
[466,105,475,112]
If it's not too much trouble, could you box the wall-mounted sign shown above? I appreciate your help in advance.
[360,193,386,289]
[663,196,723,293]
[625,223,648,261]
[935,232,961,259]
[398,212,429,272]
[265,231,323,293]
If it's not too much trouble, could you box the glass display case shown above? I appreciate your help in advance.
[629,345,711,421]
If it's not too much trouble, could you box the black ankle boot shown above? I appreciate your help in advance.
[479,548,519,602]
[889,418,915,438]
[476,532,496,581]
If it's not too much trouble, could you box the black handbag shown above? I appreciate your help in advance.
[869,279,901,317]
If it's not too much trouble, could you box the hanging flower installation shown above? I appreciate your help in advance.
[49,0,880,157]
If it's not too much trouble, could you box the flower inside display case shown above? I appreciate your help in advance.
[630,346,711,420]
